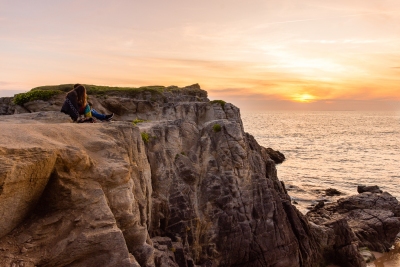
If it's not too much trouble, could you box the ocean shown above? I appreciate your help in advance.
[241,111,400,267]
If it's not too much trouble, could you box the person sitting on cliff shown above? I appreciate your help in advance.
[61,84,114,122]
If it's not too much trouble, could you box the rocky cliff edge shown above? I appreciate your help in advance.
[0,84,398,267]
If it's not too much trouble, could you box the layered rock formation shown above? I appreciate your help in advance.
[0,84,398,267]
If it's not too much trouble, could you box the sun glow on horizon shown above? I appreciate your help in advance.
[1,1,400,110]
[291,93,316,103]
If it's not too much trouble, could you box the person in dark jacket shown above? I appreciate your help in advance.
[61,84,114,122]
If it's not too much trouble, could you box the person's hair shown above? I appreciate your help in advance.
[69,83,87,107]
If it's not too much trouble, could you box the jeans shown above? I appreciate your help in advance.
[91,108,106,120]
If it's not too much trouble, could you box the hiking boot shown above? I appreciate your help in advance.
[104,113,114,121]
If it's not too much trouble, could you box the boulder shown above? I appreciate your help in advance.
[307,190,400,256]
[357,185,382,194]
[325,188,342,196]
[265,147,286,164]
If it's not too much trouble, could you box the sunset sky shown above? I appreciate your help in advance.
[1,0,400,111]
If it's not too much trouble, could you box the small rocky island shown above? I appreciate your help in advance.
[0,84,399,267]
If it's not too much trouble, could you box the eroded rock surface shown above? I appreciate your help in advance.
[357,185,382,194]
[0,86,398,267]
[144,115,321,267]
[0,113,152,267]
[307,188,400,264]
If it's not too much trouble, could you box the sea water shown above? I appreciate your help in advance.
[241,111,400,267]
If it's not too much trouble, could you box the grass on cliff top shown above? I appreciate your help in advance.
[210,100,226,109]
[31,84,194,96]
[13,90,63,105]
[13,83,203,106]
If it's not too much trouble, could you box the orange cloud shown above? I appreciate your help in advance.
[1,0,400,111]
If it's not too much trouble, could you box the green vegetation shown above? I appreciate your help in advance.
[14,83,205,106]
[210,100,226,109]
[132,119,147,125]
[31,84,75,93]
[141,132,150,143]
[87,85,166,96]
[32,84,181,97]
[213,124,222,132]
[13,90,63,105]
[175,152,186,160]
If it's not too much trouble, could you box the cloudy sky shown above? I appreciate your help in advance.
[1,0,400,111]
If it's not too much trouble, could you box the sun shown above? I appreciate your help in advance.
[291,93,316,103]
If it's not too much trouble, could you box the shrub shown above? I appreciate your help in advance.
[210,100,226,109]
[30,84,168,99]
[13,90,62,105]
[26,83,206,102]
[141,132,150,143]
[213,124,222,132]
[175,152,186,160]
[31,84,74,92]
[132,119,147,125]
[83,85,166,98]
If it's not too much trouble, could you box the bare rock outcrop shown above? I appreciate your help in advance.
[0,112,152,267]
[357,185,382,194]
[264,147,285,164]
[307,188,400,265]
[0,85,398,267]
[1,84,209,122]
[0,97,28,115]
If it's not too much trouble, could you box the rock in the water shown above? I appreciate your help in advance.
[322,218,366,267]
[357,185,382,194]
[359,247,376,263]
[265,147,286,164]
[325,188,342,196]
[307,190,400,255]
[312,200,325,210]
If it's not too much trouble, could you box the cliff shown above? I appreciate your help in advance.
[0,84,398,267]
